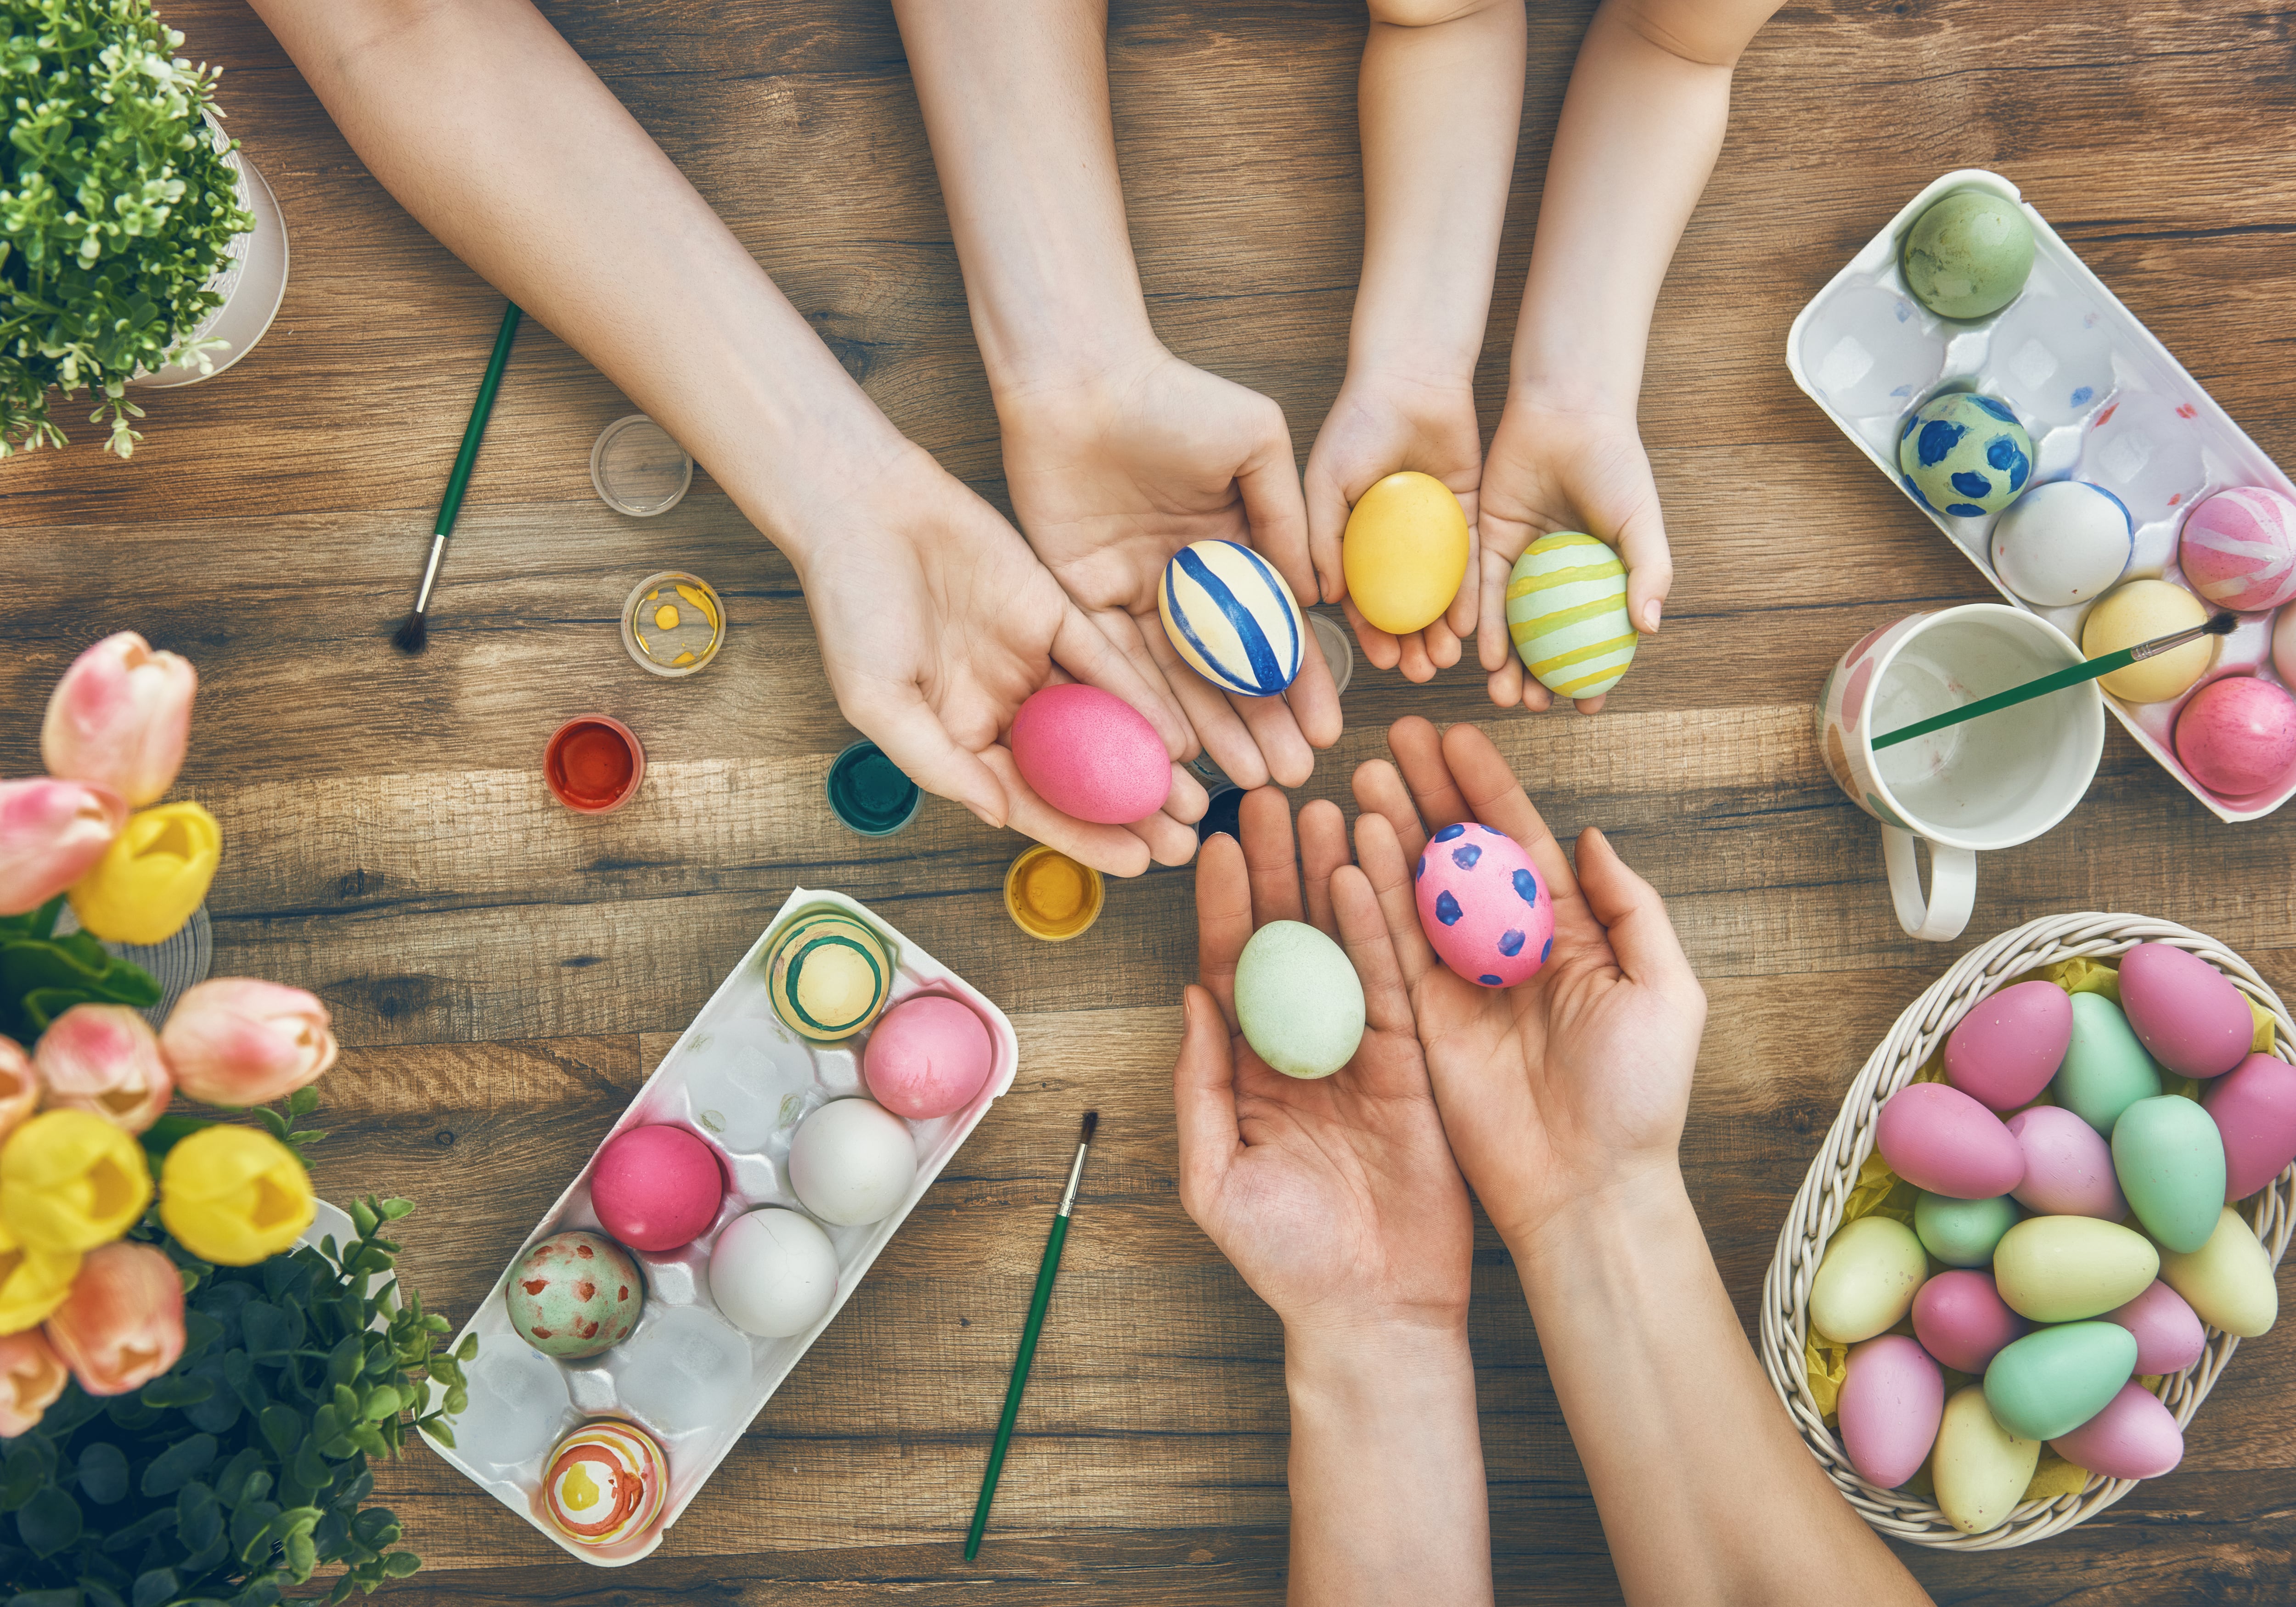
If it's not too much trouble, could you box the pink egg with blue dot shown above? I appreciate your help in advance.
[1413,823,1554,989]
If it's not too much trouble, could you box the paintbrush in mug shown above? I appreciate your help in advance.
[965,1110,1096,1560]
[393,300,523,653]
[1873,611,2237,752]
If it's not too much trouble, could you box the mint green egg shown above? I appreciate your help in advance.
[1235,920,1365,1080]
[1914,1191,2020,1268]
[1903,191,2035,320]
[2054,994,2164,1135]
[1983,1321,2137,1441]
[2113,1096,2228,1254]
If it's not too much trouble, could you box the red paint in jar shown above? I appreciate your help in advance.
[545,716,644,813]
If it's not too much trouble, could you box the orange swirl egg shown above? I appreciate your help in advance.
[541,1419,668,1546]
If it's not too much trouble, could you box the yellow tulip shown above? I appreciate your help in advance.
[68,800,220,946]
[0,1215,81,1336]
[0,1109,153,1254]
[160,1125,315,1266]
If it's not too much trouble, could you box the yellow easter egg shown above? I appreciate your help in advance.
[2082,579,2212,703]
[1932,1385,2039,1535]
[1505,532,1638,698]
[1341,471,1469,635]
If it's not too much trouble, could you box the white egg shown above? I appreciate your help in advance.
[787,1097,918,1225]
[709,1208,840,1337]
[1991,480,2133,607]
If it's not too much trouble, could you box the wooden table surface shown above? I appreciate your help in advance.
[8,1,2296,1600]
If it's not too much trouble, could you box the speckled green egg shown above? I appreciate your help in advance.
[1898,393,2033,518]
[1903,191,2034,320]
[506,1231,646,1359]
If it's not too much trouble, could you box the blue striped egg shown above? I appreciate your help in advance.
[1158,539,1305,697]
[1505,532,1638,699]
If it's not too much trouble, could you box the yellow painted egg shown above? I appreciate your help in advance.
[1505,532,1638,699]
[1341,471,1469,635]
[2159,1205,2279,1337]
[1932,1384,2039,1535]
[2081,579,2213,703]
[1809,1215,1928,1344]
[766,908,895,1042]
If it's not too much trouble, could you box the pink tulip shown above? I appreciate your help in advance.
[44,1241,186,1397]
[0,778,127,915]
[0,1037,39,1146]
[0,1327,68,1436]
[34,1005,172,1134]
[40,632,197,807]
[160,979,338,1107]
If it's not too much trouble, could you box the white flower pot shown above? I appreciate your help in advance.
[129,120,290,391]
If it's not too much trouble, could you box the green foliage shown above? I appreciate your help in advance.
[0,0,255,457]
[0,898,161,1046]
[0,1199,474,1607]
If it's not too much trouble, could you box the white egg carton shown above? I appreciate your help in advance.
[1788,168,2296,823]
[418,887,1019,1565]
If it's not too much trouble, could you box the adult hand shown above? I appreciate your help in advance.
[998,349,1343,791]
[1474,394,1671,715]
[1305,371,1483,686]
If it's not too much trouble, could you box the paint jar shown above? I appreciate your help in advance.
[1003,846,1103,942]
[1196,785,1244,843]
[591,415,693,517]
[826,740,922,836]
[546,715,645,814]
[621,571,725,678]
[1309,611,1354,697]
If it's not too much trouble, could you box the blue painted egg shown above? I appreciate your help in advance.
[1897,393,2033,518]
[1158,539,1304,697]
[1412,823,1554,989]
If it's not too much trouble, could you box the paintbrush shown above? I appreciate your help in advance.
[392,301,523,653]
[966,1110,1097,1560]
[1873,611,2238,751]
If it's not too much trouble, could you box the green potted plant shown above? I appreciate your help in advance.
[0,0,290,459]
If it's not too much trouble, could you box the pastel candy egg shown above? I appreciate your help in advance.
[1898,392,2032,517]
[2176,485,2296,612]
[787,1098,917,1226]
[1341,471,1470,635]
[2112,1095,2228,1253]
[1902,191,2034,320]
[2102,1280,2208,1376]
[1809,1215,1928,1344]
[2158,1205,2279,1337]
[505,1231,645,1360]
[542,1418,670,1547]
[709,1208,839,1338]
[2053,993,2163,1135]
[2201,1053,2296,1200]
[2050,1381,2184,1481]
[1838,1335,1944,1489]
[1992,1216,2158,1322]
[1504,532,1638,700]
[1945,980,2074,1111]
[2120,944,2257,1079]
[1412,823,1554,989]
[2173,676,2296,798]
[1990,481,2133,607]
[1913,1191,2020,1268]
[1913,1270,2031,1373]
[2007,1106,2127,1220]
[590,1125,726,1253]
[767,909,895,1043]
[862,995,994,1120]
[1236,920,1366,1079]
[1010,684,1171,825]
[2082,580,2214,703]
[1983,1321,2138,1441]
[1933,1384,2040,1535]
[1158,539,1305,697]
[1874,1082,2025,1200]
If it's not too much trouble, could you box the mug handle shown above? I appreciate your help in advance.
[1883,826,1975,942]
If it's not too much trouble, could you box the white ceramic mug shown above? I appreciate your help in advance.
[1816,604,2104,941]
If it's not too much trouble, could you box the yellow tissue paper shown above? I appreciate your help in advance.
[2036,956,2122,1003]
[2024,1452,2090,1502]
[1805,1335,1850,1425]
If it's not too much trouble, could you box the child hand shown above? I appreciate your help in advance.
[1474,395,1671,715]
[1347,717,1706,1253]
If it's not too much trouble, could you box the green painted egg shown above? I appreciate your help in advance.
[2112,1096,2228,1254]
[1504,532,1637,700]
[1902,191,2035,320]
[1983,1321,2137,1442]
[1932,1384,2038,1536]
[1897,393,2032,518]
[1914,1191,2021,1269]
[2160,1205,2279,1337]
[1810,1216,1928,1344]
[506,1231,646,1359]
[2054,993,2164,1135]
[1991,1216,2157,1322]
[766,907,895,1042]
[1235,920,1365,1080]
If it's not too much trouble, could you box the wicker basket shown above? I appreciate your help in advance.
[1759,912,2296,1550]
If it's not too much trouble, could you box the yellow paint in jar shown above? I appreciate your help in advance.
[1004,845,1104,941]
[1341,471,1470,635]
[619,570,726,678]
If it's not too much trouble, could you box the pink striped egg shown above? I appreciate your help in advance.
[2177,486,2296,612]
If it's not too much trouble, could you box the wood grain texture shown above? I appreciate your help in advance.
[6,0,2296,1600]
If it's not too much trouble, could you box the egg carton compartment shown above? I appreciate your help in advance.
[419,887,1019,1566]
[1789,169,2296,822]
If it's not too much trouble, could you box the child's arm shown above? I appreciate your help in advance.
[1306,1,1526,686]
[1478,0,1782,713]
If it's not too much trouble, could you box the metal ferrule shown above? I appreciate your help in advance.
[412,533,449,614]
[1057,1142,1091,1217]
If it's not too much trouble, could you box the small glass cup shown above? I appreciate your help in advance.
[826,740,922,836]
[621,572,726,678]
[1003,846,1104,942]
[591,415,693,517]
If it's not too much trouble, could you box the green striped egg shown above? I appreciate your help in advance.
[1505,532,1637,698]
[766,908,896,1042]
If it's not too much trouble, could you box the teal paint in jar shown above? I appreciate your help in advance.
[827,740,922,836]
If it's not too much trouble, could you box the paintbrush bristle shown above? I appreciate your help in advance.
[2203,612,2237,636]
[390,611,428,654]
[1079,1111,1097,1146]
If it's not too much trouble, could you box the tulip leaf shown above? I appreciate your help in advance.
[0,932,160,1042]
[17,1484,84,1557]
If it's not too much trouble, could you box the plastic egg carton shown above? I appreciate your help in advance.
[1788,168,2296,823]
[418,888,1019,1565]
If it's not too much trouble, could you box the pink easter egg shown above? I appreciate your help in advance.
[1913,1270,2031,1373]
[1412,823,1554,989]
[2118,943,2254,1079]
[2050,1381,2184,1480]
[2102,1279,2208,1376]
[590,1125,726,1253]
[2176,486,2296,612]
[2172,676,2296,799]
[863,995,994,1120]
[1009,685,1171,825]
[1946,981,2074,1111]
[1838,1335,1945,1489]
[2202,1053,2296,1200]
[2007,1105,2128,1219]
[1875,1082,2026,1199]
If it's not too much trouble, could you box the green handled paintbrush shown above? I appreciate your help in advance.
[1873,611,2236,751]
[393,300,523,653]
[966,1110,1096,1560]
